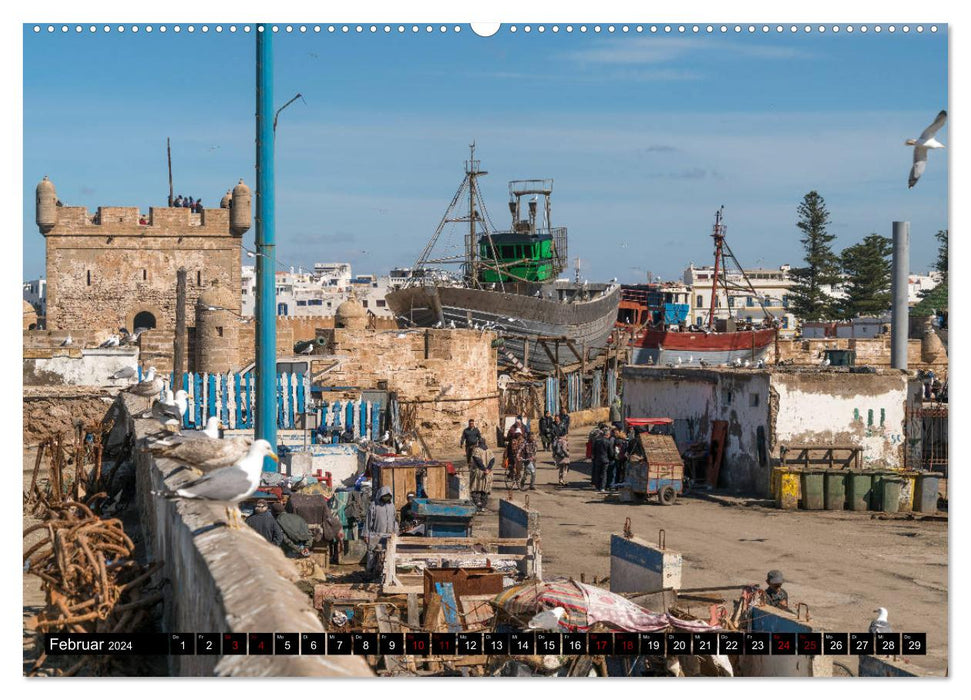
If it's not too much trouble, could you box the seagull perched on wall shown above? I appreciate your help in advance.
[152,389,191,432]
[110,366,137,381]
[699,359,710,368]
[99,334,120,348]
[149,420,253,474]
[126,366,164,397]
[60,334,73,347]
[869,607,892,635]
[151,439,278,528]
[906,110,947,188]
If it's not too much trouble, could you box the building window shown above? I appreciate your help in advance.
[746,296,754,307]
[361,300,368,308]
[696,316,703,326]
[242,288,247,295]
[696,295,703,308]
[133,310,157,330]
[376,299,386,308]
[86,270,91,286]
[728,297,735,308]
[782,295,789,308]
[277,303,288,315]
[297,300,307,306]
[142,269,147,281]
[721,389,733,404]
[746,316,753,323]
[217,327,224,337]
[750,393,760,407]
[782,317,789,329]
[197,271,201,286]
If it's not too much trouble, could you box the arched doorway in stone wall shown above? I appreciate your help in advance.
[133,311,157,331]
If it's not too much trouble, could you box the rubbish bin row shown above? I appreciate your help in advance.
[772,468,939,514]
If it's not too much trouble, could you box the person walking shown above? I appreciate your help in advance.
[460,419,482,468]
[553,432,571,486]
[609,396,623,430]
[365,486,399,575]
[558,408,571,434]
[519,432,538,490]
[470,438,495,512]
[591,426,611,492]
[539,410,554,451]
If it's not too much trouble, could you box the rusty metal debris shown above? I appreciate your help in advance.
[23,495,162,676]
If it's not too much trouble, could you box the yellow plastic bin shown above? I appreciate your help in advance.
[899,472,918,512]
[778,468,801,510]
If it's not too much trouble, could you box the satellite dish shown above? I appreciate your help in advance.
[497,374,511,391]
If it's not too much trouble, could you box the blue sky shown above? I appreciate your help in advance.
[22,24,948,282]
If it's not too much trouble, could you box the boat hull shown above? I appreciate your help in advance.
[630,327,776,366]
[386,284,622,374]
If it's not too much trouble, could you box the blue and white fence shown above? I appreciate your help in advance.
[136,369,382,440]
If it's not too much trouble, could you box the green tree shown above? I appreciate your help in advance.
[787,191,842,322]
[839,234,893,319]
[912,229,948,317]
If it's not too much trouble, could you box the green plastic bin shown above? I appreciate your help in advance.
[878,477,905,514]
[914,473,940,513]
[847,472,873,511]
[824,471,846,511]
[800,470,825,510]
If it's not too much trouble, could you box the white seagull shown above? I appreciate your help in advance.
[907,110,947,188]
[152,439,279,528]
[126,366,164,397]
[60,334,73,347]
[869,607,892,635]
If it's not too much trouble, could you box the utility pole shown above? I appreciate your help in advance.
[255,25,278,471]
[174,268,186,380]
[890,221,910,370]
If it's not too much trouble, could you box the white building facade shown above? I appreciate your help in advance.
[240,264,394,319]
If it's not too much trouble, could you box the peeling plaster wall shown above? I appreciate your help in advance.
[621,367,916,496]
[770,372,912,469]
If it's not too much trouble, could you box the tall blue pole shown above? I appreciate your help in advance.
[256,25,278,471]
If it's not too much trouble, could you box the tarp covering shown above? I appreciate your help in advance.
[492,578,720,633]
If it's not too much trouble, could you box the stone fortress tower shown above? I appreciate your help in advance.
[36,176,252,371]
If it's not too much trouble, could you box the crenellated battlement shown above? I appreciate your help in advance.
[40,205,234,237]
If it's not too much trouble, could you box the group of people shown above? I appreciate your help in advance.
[589,423,632,493]
[172,194,204,212]
[246,496,343,561]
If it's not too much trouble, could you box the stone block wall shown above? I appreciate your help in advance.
[310,329,499,455]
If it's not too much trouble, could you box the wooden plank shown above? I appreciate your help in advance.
[394,552,528,560]
[423,464,448,501]
[436,582,463,633]
[401,537,530,546]
[407,593,420,630]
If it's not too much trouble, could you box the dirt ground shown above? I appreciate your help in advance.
[451,432,948,677]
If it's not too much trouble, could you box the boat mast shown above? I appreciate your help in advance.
[466,142,480,285]
[707,206,725,330]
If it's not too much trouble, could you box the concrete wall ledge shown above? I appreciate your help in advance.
[124,394,372,676]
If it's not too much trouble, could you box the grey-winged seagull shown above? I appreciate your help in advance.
[869,607,892,635]
[152,438,278,527]
[126,366,164,397]
[149,425,254,474]
[907,110,947,188]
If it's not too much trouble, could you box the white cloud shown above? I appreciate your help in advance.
[564,37,812,66]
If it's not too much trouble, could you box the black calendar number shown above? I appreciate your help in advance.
[718,633,743,655]
[692,634,716,654]
[588,632,613,655]
[510,632,535,655]
[484,633,509,654]
[249,633,272,655]
[353,633,378,655]
[615,633,639,655]
[327,633,352,655]
[457,633,482,655]
[850,633,873,655]
[379,633,404,656]
[169,633,194,655]
[562,633,586,655]
[196,633,220,656]
[301,633,326,654]
[274,633,298,655]
[535,633,561,654]
[432,633,456,655]
[876,633,900,655]
[823,633,848,655]
[902,633,926,656]
[797,633,822,655]
[639,632,665,654]
[223,633,247,655]
[744,633,770,655]
[666,633,692,655]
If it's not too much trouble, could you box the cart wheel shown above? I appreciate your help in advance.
[659,485,677,505]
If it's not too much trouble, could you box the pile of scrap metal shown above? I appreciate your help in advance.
[23,496,163,676]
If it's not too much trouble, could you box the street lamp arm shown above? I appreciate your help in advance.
[273,92,304,133]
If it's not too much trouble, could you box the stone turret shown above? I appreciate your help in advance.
[335,296,368,330]
[920,315,947,364]
[229,179,251,235]
[36,176,58,233]
[195,279,239,373]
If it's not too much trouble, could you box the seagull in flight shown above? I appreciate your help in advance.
[906,110,947,188]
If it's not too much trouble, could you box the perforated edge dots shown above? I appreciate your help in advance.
[31,24,941,35]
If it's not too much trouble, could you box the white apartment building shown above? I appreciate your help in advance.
[683,264,797,333]
[908,272,943,304]
[240,264,394,319]
[23,278,47,315]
